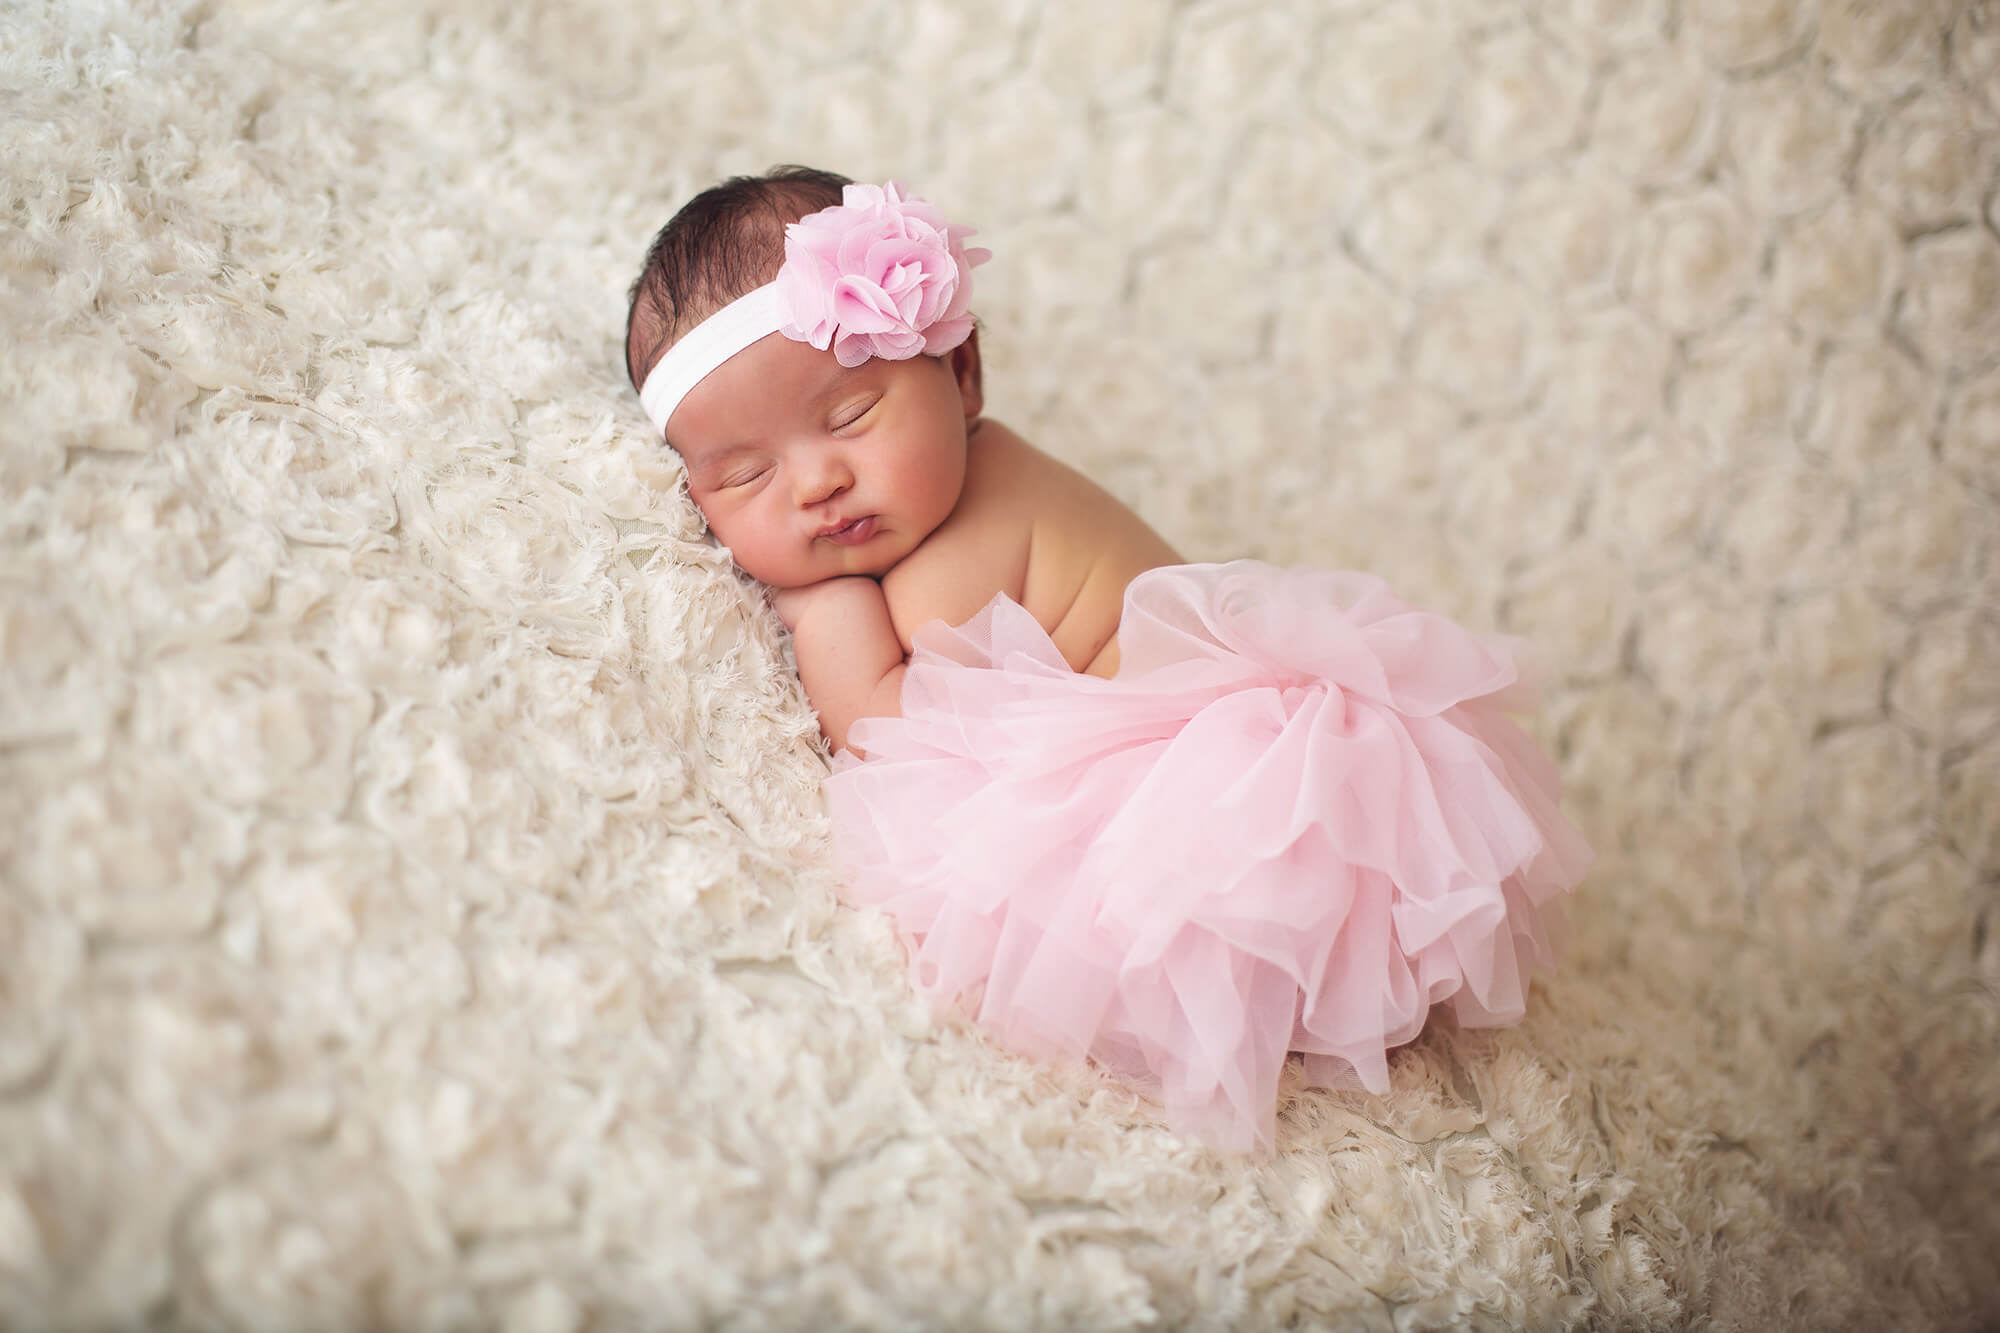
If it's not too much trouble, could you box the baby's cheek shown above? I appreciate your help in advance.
[720,521,817,590]
[699,498,754,546]
[919,455,966,516]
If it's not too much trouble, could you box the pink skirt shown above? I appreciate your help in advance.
[825,561,1593,1150]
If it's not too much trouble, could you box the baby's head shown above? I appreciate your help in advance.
[623,165,850,395]
[624,168,989,589]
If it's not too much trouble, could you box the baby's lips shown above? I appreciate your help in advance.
[818,516,878,546]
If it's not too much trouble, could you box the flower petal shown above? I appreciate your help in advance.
[773,182,984,365]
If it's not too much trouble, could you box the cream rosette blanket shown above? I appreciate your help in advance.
[4,2,1997,1329]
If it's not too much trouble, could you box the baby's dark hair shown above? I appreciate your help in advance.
[623,165,851,392]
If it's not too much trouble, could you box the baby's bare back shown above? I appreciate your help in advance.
[879,421,1180,677]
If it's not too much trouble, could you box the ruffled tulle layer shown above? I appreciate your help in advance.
[825,561,1592,1150]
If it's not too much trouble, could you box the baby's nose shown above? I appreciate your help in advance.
[795,454,853,506]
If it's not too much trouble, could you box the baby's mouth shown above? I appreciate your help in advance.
[819,516,877,546]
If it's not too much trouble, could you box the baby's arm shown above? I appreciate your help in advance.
[773,578,906,754]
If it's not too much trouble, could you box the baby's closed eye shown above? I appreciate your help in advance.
[830,395,880,432]
[714,461,770,490]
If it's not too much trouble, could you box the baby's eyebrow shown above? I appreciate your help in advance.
[808,361,870,404]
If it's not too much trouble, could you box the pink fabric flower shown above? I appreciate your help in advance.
[775,182,991,368]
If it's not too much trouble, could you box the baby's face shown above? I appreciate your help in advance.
[668,334,981,589]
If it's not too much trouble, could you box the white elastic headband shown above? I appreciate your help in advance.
[638,284,784,437]
[636,180,988,438]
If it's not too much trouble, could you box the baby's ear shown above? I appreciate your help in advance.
[947,330,984,419]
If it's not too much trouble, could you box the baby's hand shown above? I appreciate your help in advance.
[771,577,880,633]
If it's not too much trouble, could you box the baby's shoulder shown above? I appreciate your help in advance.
[957,422,1129,534]
[955,419,1055,499]
[971,422,1180,572]
[967,420,1081,486]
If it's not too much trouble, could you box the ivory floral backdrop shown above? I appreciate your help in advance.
[3,0,1998,1328]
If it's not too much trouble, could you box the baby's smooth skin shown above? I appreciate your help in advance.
[669,328,1178,753]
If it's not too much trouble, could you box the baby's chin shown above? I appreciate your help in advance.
[743,554,900,588]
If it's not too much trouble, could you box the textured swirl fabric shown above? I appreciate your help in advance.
[828,562,1593,1149]
[10,0,1998,1323]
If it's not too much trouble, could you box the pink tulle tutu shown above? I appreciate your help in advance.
[825,561,1592,1150]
